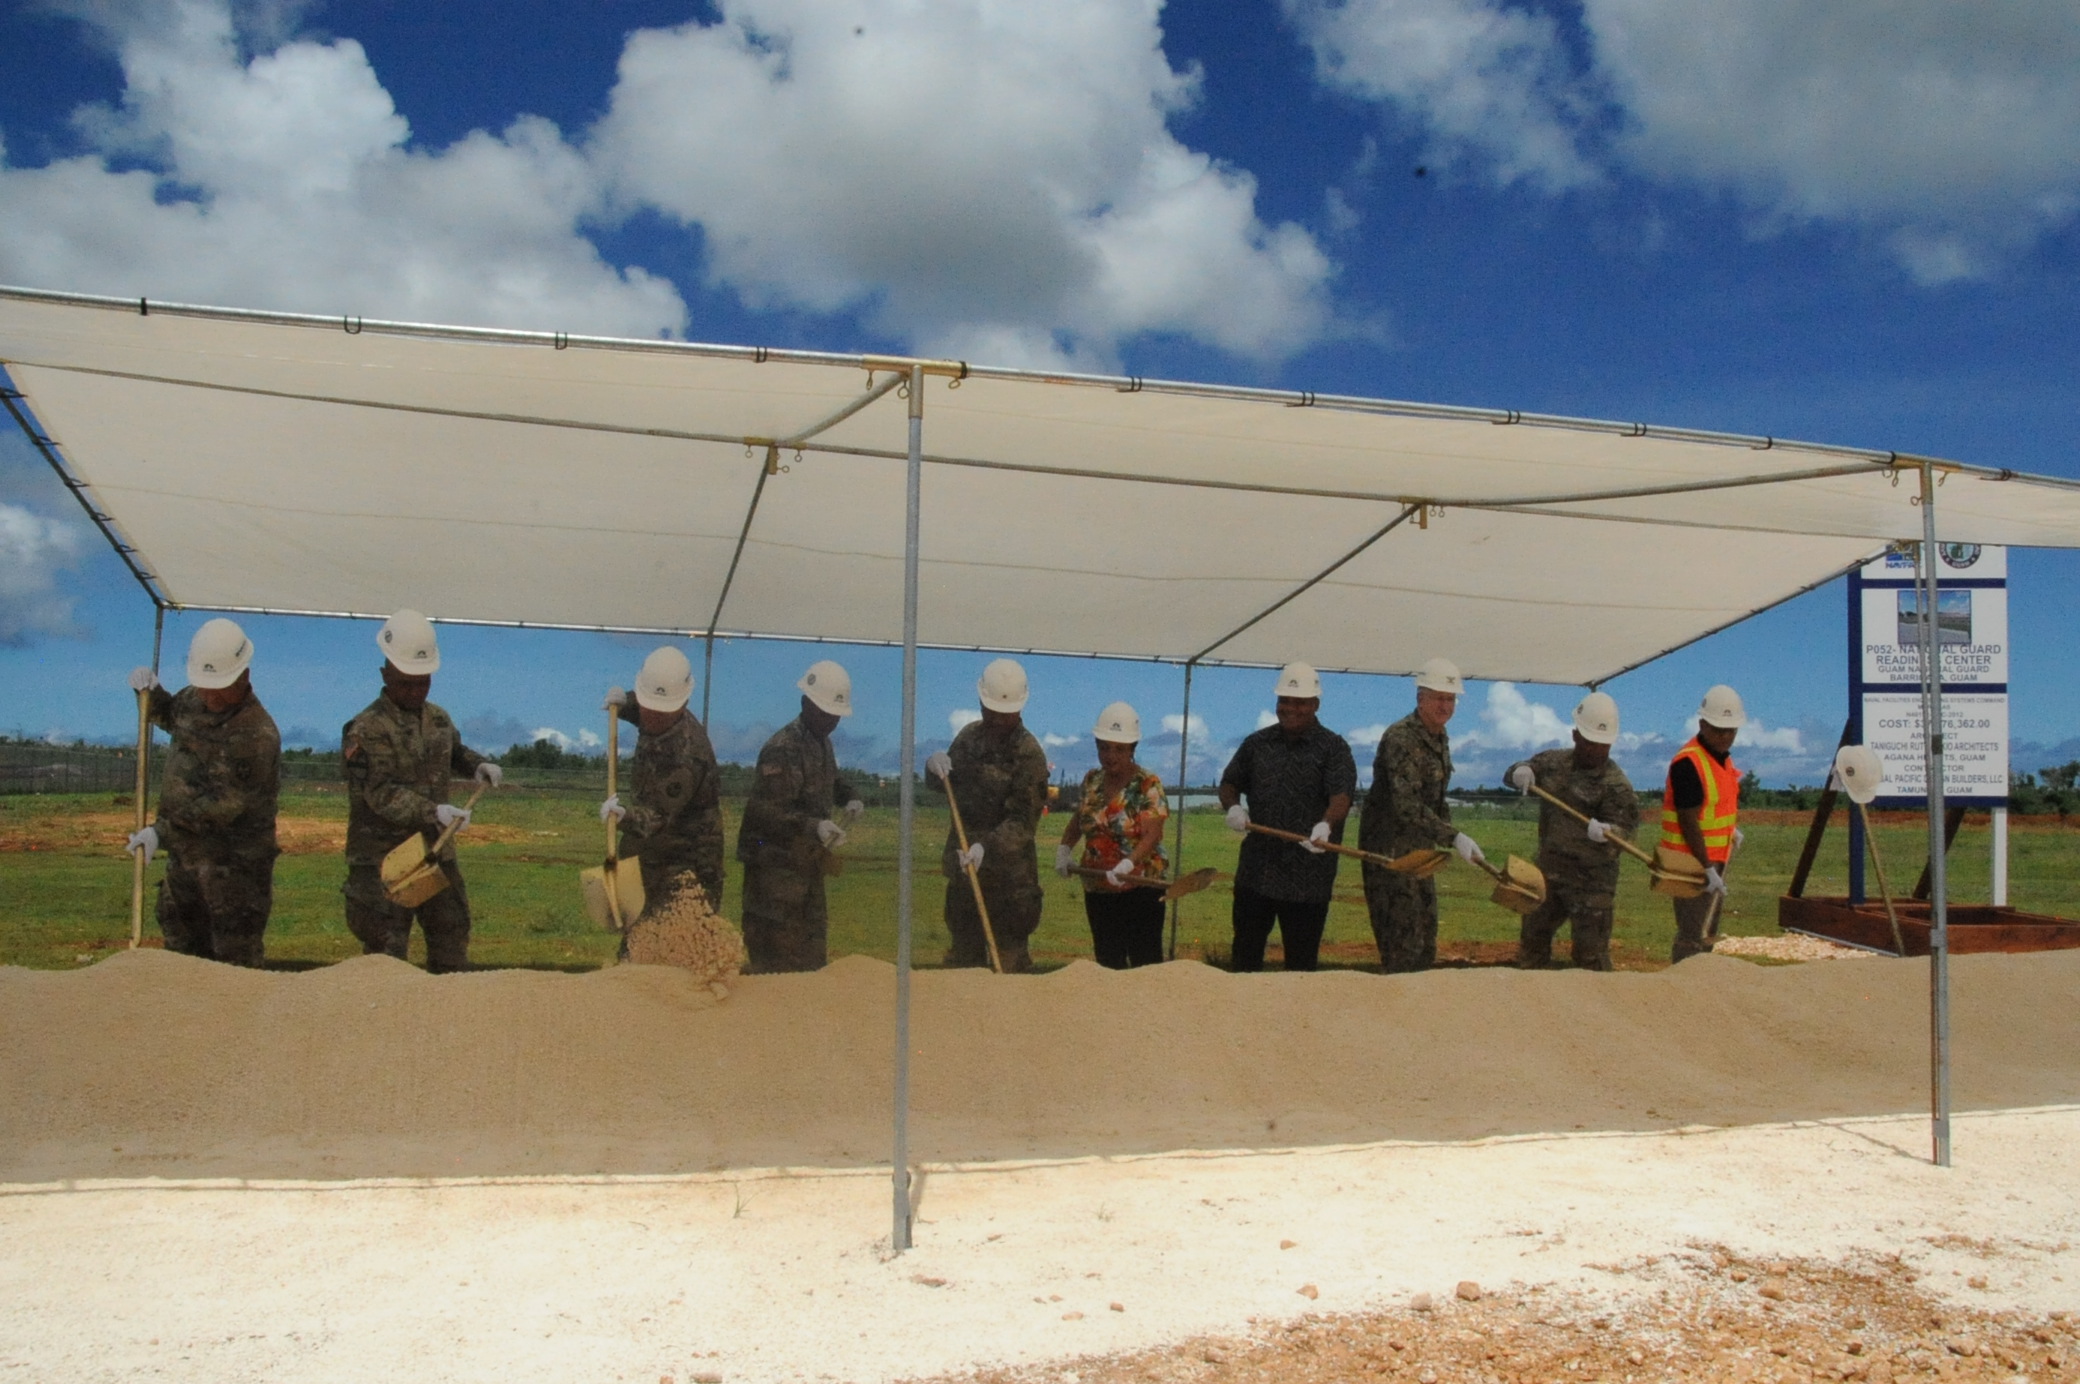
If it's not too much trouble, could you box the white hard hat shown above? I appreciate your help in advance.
[636,646,694,712]
[186,617,253,690]
[1699,684,1747,730]
[377,608,440,675]
[1274,662,1322,700]
[1093,701,1141,744]
[1414,657,1464,695]
[1834,744,1886,805]
[977,658,1029,713]
[1572,691,1619,745]
[797,659,853,717]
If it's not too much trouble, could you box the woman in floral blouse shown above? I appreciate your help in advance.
[1053,701,1170,968]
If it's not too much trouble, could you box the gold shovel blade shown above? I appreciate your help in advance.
[581,860,645,930]
[1650,845,1708,898]
[1387,848,1453,878]
[1488,854,1547,915]
[380,832,449,906]
[1160,867,1221,901]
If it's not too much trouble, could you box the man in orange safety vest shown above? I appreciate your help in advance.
[1660,684,1746,962]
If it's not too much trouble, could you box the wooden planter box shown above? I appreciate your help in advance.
[1779,894,2080,957]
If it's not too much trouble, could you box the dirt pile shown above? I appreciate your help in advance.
[932,1251,2079,1384]
[3,948,2077,1183]
[623,875,746,992]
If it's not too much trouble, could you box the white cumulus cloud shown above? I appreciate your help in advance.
[592,0,1334,367]
[0,502,86,645]
[1283,0,1599,191]
[1287,0,2080,282]
[948,707,982,734]
[1456,681,1570,752]
[1159,712,1210,740]
[0,0,684,333]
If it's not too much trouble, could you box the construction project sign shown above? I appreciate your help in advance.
[1850,544,2009,806]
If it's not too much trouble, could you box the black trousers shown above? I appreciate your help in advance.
[1082,887,1166,969]
[1230,884,1330,972]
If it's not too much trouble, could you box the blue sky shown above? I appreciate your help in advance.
[3,0,2078,791]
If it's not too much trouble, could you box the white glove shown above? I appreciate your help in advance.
[1225,804,1250,834]
[435,803,472,831]
[844,799,865,821]
[1106,857,1139,885]
[604,686,627,711]
[1508,764,1534,792]
[959,841,984,870]
[128,666,158,693]
[816,819,847,848]
[1731,827,1746,851]
[1054,844,1075,878]
[1453,832,1484,864]
[925,751,953,783]
[1585,819,1610,844]
[475,762,503,789]
[127,825,158,864]
[1299,820,1331,854]
[599,794,625,824]
[1705,866,1727,895]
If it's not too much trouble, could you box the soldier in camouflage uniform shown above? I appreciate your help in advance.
[341,610,500,974]
[1360,658,1487,974]
[601,645,726,912]
[927,659,1050,972]
[1506,692,1638,970]
[125,618,281,967]
[736,660,864,972]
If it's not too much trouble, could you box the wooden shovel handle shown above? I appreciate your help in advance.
[426,782,488,860]
[1523,783,1659,868]
[1244,821,1403,871]
[942,771,1004,974]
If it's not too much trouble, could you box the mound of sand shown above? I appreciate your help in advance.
[2,949,2075,1183]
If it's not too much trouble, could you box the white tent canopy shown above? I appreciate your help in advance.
[8,286,2080,686]
[9,284,2080,1218]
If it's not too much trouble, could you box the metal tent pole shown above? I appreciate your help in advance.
[1167,660,1196,960]
[892,364,923,1251]
[1916,464,1952,1167]
[702,633,714,727]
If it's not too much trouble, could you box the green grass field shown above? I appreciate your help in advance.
[4,789,2076,971]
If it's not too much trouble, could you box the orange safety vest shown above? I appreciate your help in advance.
[1660,737,1740,863]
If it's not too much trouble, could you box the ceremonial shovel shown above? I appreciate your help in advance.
[942,770,1005,974]
[1243,822,1451,877]
[1834,745,1907,956]
[1521,783,1706,898]
[381,783,487,908]
[581,707,645,930]
[1070,864,1222,901]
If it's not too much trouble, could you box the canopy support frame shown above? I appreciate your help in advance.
[892,364,924,1252]
[1167,659,1196,961]
[1915,463,1952,1167]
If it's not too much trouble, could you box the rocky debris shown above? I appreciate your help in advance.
[1713,934,1875,962]
[622,875,746,992]
[1455,1281,1481,1302]
[923,1248,2080,1384]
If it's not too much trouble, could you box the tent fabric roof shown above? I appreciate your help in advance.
[7,286,2080,686]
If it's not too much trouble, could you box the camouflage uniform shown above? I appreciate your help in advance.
[617,701,726,913]
[146,684,281,966]
[934,720,1049,972]
[342,694,488,973]
[1359,712,1456,973]
[1508,748,1639,970]
[736,714,855,973]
